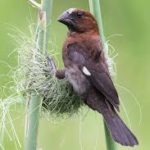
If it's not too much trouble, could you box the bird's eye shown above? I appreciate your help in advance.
[77,12,84,18]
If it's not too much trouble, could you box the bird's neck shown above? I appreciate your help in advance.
[68,29,99,38]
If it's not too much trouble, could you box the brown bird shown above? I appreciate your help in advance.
[56,8,138,146]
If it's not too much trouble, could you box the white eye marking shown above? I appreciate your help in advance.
[68,8,76,14]
[82,67,91,76]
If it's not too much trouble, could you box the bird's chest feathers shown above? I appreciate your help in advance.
[63,38,101,63]
[62,35,101,95]
[65,65,90,96]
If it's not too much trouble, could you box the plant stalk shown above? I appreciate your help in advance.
[104,122,117,150]
[88,0,105,47]
[36,0,53,54]
[25,94,41,150]
[25,0,53,150]
[88,0,117,150]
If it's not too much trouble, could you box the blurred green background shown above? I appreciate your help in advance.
[0,0,149,150]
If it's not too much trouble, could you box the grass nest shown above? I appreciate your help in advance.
[12,27,116,117]
[13,31,84,116]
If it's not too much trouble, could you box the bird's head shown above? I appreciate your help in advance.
[58,8,99,33]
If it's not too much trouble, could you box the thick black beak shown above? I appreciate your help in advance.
[57,11,70,24]
[58,8,77,30]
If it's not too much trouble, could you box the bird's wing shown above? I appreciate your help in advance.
[67,44,119,110]
[87,67,119,110]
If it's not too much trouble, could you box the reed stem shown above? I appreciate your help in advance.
[25,94,41,150]
[25,0,53,150]
[88,0,117,150]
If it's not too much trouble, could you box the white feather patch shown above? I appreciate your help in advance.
[67,8,76,14]
[82,67,91,76]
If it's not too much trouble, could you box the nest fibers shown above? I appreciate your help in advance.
[13,31,83,116]
[12,29,117,116]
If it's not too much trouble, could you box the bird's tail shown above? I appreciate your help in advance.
[102,111,138,146]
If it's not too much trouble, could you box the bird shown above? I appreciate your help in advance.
[56,8,139,146]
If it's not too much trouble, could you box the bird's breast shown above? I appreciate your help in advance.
[65,65,90,96]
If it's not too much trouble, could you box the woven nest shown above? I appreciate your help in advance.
[13,33,84,116]
[13,27,116,117]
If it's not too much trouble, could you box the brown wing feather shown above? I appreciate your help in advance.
[67,43,119,110]
[88,68,119,110]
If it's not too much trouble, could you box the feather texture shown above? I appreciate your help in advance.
[57,8,139,146]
